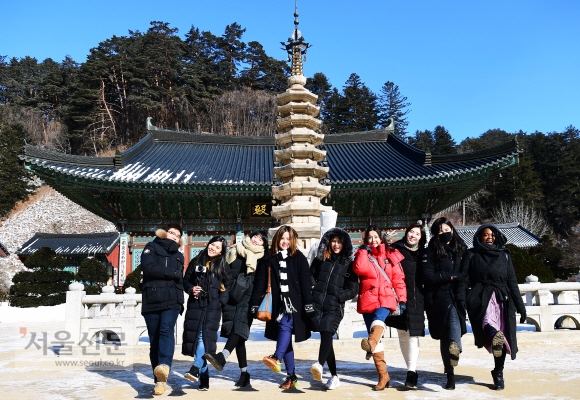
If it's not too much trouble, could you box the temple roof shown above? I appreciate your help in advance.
[17,232,119,256]
[455,222,541,249]
[23,129,519,187]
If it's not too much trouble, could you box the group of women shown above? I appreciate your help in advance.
[140,217,526,395]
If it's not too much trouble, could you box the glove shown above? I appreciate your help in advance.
[250,305,258,315]
[520,311,527,324]
[305,304,320,332]
[398,302,407,314]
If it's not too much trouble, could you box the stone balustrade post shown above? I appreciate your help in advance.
[65,282,85,345]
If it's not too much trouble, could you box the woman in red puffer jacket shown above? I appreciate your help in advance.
[353,225,407,391]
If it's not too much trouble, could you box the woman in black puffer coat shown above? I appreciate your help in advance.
[463,224,527,391]
[308,228,358,390]
[386,223,426,388]
[182,236,232,391]
[422,217,468,390]
[204,231,268,388]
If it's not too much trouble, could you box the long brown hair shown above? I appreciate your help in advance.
[270,225,298,256]
[324,235,343,260]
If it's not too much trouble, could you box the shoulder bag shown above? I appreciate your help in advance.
[256,266,272,321]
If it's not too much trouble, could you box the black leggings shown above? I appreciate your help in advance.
[224,333,248,369]
[318,331,337,375]
[495,345,507,371]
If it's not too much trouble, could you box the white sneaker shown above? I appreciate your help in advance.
[310,362,323,381]
[325,375,340,390]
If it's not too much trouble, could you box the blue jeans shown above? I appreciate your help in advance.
[193,325,209,377]
[143,308,180,379]
[275,313,295,375]
[363,307,391,333]
[441,306,462,371]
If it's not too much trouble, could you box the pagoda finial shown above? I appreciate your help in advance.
[281,0,311,76]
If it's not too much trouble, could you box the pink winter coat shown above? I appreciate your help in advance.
[353,244,407,314]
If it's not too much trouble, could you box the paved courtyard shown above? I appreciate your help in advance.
[1,320,579,400]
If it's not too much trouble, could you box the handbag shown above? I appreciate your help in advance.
[368,255,402,317]
[229,273,251,304]
[256,266,272,322]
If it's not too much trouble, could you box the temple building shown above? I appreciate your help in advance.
[20,9,520,285]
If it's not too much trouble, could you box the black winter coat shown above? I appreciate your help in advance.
[182,255,232,357]
[140,232,184,315]
[386,240,425,336]
[463,224,526,360]
[250,250,313,343]
[310,228,359,333]
[220,254,257,340]
[422,240,468,340]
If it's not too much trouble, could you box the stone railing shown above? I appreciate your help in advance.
[64,278,580,345]
[519,276,580,332]
[65,282,185,346]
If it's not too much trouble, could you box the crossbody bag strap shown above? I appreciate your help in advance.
[368,255,398,302]
[266,264,271,293]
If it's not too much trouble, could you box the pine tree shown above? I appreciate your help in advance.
[408,129,435,151]
[76,257,109,295]
[377,81,411,136]
[432,125,457,154]
[9,247,74,307]
[0,115,34,217]
[340,73,379,132]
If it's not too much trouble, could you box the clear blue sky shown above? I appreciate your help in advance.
[2,0,579,141]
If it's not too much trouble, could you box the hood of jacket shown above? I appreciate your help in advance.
[315,227,353,264]
[472,223,507,250]
[155,228,184,250]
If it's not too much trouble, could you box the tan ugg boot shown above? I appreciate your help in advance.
[153,382,166,395]
[361,321,385,353]
[154,364,170,383]
[372,351,390,391]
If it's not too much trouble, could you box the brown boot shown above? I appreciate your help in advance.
[372,351,390,390]
[361,322,385,353]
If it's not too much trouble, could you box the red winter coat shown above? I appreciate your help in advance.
[353,244,407,314]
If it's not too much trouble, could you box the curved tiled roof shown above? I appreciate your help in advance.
[23,129,518,187]
[17,232,120,256]
[455,222,541,249]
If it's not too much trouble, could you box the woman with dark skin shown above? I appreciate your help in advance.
[422,217,468,390]
[463,224,527,390]
[182,236,231,391]
[205,231,268,388]
[386,223,426,388]
[309,227,359,390]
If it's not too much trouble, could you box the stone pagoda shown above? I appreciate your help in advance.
[270,8,333,252]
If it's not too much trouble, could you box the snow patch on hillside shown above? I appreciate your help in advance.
[0,186,116,292]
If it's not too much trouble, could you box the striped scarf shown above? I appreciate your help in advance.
[277,250,297,321]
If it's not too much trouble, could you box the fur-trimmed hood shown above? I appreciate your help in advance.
[156,228,184,248]
[315,227,353,264]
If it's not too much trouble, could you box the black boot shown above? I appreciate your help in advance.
[445,369,455,390]
[235,371,251,388]
[491,370,504,390]
[404,371,418,388]
[198,375,209,391]
[205,352,226,371]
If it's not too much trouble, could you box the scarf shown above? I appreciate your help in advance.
[225,237,265,273]
[404,241,419,252]
[277,249,297,320]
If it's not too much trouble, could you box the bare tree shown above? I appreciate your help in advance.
[491,201,550,237]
